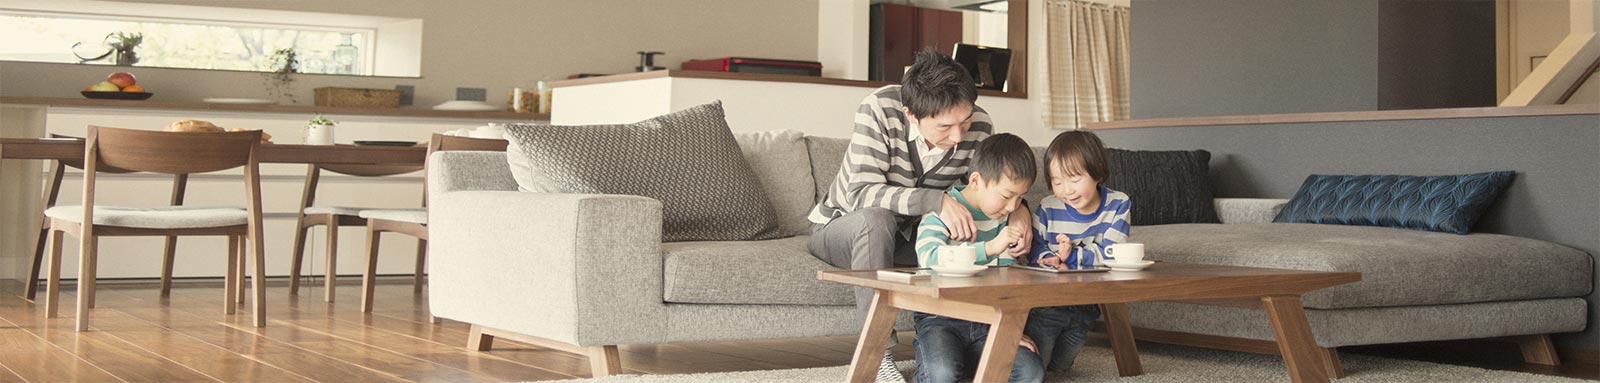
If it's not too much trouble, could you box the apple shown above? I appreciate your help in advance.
[90,81,119,92]
[107,72,136,88]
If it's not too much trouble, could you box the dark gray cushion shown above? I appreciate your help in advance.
[662,236,854,306]
[1273,171,1515,234]
[1132,223,1593,309]
[505,101,781,242]
[1103,149,1219,225]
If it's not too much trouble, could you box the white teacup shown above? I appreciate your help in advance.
[938,245,978,267]
[1106,243,1145,263]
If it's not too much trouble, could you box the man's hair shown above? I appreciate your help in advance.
[1043,130,1109,185]
[902,49,979,119]
[971,133,1037,186]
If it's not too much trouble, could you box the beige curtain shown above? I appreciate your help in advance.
[1044,0,1130,129]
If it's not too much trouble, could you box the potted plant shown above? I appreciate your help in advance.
[305,115,337,145]
[264,48,300,103]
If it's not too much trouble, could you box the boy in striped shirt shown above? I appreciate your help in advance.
[1024,130,1131,374]
[911,134,1043,383]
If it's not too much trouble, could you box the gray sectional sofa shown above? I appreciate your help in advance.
[425,130,1591,376]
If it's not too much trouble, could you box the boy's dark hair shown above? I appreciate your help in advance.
[971,133,1037,185]
[1044,130,1109,185]
[902,49,978,119]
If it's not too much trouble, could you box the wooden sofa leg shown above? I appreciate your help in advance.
[587,345,621,377]
[1516,334,1560,365]
[467,325,495,351]
[1322,347,1345,379]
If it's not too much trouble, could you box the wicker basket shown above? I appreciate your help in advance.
[314,87,402,108]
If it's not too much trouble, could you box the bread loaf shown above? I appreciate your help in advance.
[227,128,273,143]
[164,119,222,133]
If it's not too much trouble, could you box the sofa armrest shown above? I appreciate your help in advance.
[1214,198,1290,224]
[428,189,667,346]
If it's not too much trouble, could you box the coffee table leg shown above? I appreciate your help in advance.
[972,309,1029,383]
[846,290,900,383]
[1263,295,1330,383]
[1100,303,1143,376]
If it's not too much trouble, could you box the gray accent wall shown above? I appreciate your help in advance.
[1094,113,1600,350]
[1129,0,1380,119]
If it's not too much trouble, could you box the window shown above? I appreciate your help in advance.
[1,12,372,75]
[0,0,422,77]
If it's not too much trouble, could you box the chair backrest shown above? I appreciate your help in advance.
[88,126,260,174]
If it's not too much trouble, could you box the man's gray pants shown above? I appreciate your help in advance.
[807,207,919,327]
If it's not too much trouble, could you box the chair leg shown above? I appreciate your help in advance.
[75,235,98,332]
[24,227,48,301]
[361,223,382,313]
[413,238,427,295]
[159,235,178,296]
[325,223,339,303]
[224,235,238,315]
[236,237,247,305]
[249,234,268,328]
[44,230,63,318]
[289,224,310,296]
[84,237,99,310]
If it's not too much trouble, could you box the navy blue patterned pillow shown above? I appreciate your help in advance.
[1273,171,1515,234]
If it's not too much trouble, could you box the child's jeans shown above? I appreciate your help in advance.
[912,312,1045,383]
[1023,305,1102,372]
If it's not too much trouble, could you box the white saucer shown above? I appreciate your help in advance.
[1102,260,1154,271]
[930,264,987,277]
[203,97,276,104]
[432,100,501,111]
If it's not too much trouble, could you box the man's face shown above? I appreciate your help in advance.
[906,102,974,150]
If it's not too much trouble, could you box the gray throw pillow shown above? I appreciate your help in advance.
[504,101,782,242]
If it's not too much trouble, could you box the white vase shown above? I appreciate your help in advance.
[305,124,335,145]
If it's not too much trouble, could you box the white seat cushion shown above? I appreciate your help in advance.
[358,208,427,224]
[303,206,372,216]
[45,205,248,229]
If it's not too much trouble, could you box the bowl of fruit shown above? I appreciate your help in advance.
[81,72,152,100]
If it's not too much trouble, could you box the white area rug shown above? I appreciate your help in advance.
[546,342,1595,383]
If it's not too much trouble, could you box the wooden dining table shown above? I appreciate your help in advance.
[0,137,427,165]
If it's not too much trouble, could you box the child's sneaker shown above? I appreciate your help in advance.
[876,349,906,382]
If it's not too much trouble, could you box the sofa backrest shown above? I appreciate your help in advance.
[734,130,820,237]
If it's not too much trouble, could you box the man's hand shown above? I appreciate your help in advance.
[1006,208,1032,257]
[940,194,976,241]
[1019,334,1038,354]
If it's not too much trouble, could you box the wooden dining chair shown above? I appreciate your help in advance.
[358,134,507,313]
[23,134,197,302]
[42,126,268,331]
[287,161,424,303]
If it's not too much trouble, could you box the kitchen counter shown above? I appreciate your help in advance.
[550,70,1024,99]
[0,96,549,121]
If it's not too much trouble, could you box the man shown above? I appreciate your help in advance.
[807,49,1033,382]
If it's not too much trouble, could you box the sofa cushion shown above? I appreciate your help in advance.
[663,236,854,306]
[1274,171,1515,234]
[806,136,850,207]
[735,130,816,237]
[1103,149,1220,225]
[504,101,781,242]
[1132,223,1593,309]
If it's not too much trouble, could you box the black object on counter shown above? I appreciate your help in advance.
[637,51,665,72]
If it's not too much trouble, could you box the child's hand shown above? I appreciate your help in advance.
[1019,334,1038,354]
[1039,254,1065,269]
[1055,233,1070,246]
[985,226,1024,255]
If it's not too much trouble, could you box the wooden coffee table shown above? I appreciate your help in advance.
[819,262,1360,383]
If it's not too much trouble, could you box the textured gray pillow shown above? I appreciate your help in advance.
[504,101,782,242]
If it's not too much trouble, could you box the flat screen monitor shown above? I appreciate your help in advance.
[953,44,1011,91]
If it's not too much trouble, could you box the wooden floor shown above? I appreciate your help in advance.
[0,279,1592,382]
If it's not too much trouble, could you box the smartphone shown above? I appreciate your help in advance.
[877,268,933,282]
[1009,263,1111,274]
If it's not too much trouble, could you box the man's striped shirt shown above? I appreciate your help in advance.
[915,187,1019,267]
[1028,186,1132,267]
[808,85,994,235]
